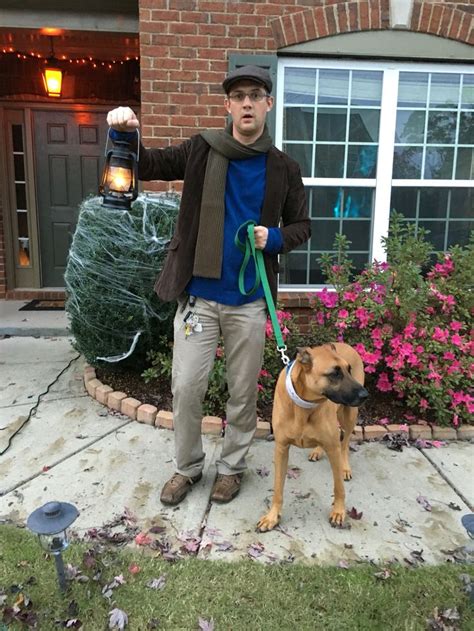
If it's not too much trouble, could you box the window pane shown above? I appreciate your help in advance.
[284,107,314,141]
[418,221,446,249]
[284,67,316,104]
[398,72,428,107]
[390,188,417,218]
[427,111,457,144]
[461,75,474,110]
[310,186,341,218]
[347,146,377,178]
[309,257,326,285]
[316,108,347,141]
[351,71,382,106]
[459,111,474,144]
[311,219,339,249]
[281,252,307,284]
[17,212,29,238]
[395,110,425,144]
[343,187,373,218]
[283,143,312,177]
[318,69,349,105]
[349,109,380,142]
[429,73,460,108]
[393,146,423,178]
[424,147,454,179]
[419,188,448,219]
[342,219,371,250]
[15,183,27,209]
[448,221,473,247]
[314,145,344,178]
[451,188,473,218]
[12,124,23,152]
[14,154,25,181]
[456,148,474,179]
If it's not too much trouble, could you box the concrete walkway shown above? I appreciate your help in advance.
[0,333,473,565]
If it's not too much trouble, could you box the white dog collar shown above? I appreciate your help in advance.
[285,360,321,410]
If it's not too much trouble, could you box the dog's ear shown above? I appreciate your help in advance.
[296,347,313,368]
[325,342,337,352]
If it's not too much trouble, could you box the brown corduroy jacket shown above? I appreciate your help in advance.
[137,134,311,304]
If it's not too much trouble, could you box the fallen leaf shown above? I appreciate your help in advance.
[416,494,432,512]
[338,560,350,569]
[198,617,214,631]
[135,532,152,546]
[216,540,234,552]
[149,525,166,534]
[286,466,302,479]
[374,569,392,580]
[146,576,166,590]
[109,608,128,630]
[348,507,363,520]
[256,465,270,478]
[448,502,461,511]
[42,465,50,472]
[128,563,140,575]
[247,542,265,558]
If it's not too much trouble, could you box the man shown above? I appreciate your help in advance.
[107,65,310,506]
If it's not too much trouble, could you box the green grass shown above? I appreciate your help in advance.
[0,525,473,630]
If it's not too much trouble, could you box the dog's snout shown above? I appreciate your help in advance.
[358,387,369,401]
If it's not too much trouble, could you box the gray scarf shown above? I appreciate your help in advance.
[193,123,272,279]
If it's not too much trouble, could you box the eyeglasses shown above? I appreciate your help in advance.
[227,90,270,103]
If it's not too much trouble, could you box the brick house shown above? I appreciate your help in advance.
[0,0,472,316]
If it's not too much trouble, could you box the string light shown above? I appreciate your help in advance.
[1,48,139,68]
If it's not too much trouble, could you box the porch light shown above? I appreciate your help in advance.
[42,37,63,98]
[99,129,138,209]
[27,501,79,592]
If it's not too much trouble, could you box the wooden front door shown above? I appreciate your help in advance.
[34,110,107,287]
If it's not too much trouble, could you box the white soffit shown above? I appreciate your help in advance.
[279,30,473,62]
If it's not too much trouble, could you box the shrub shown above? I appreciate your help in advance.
[305,215,474,427]
[65,193,179,370]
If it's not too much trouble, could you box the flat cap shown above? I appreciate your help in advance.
[222,65,272,94]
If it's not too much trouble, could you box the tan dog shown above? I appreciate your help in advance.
[257,342,368,531]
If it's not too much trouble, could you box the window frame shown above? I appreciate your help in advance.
[275,58,473,290]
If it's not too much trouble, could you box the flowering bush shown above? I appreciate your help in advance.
[304,215,474,427]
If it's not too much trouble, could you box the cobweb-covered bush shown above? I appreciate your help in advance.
[65,193,179,370]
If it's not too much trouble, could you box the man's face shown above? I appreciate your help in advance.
[224,80,274,144]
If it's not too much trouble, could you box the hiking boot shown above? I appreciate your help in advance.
[160,472,202,506]
[211,473,243,503]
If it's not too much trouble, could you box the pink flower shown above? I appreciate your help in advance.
[315,312,325,325]
[378,417,390,425]
[449,320,463,332]
[376,372,392,392]
[343,291,359,302]
[215,346,224,358]
[337,309,349,319]
[399,423,409,432]
[355,307,370,328]
[419,398,429,410]
[451,334,464,347]
[317,289,338,309]
[432,327,449,343]
[452,414,459,427]
[257,383,264,392]
[259,369,270,378]
[443,351,456,361]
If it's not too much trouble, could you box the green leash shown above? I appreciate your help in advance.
[235,221,290,366]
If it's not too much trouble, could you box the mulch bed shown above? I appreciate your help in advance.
[96,366,407,425]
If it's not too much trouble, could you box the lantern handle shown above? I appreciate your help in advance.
[105,127,140,162]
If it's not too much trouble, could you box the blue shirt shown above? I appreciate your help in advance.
[187,154,282,305]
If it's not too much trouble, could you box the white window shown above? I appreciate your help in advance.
[275,59,473,288]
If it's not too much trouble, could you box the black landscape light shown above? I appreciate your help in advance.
[99,129,138,209]
[27,501,79,592]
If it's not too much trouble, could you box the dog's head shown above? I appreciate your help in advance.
[296,344,368,407]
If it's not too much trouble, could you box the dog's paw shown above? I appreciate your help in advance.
[308,446,324,462]
[329,507,346,528]
[343,467,352,481]
[256,513,279,532]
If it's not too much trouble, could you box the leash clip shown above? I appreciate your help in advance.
[278,345,290,366]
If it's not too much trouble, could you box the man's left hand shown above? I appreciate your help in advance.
[254,226,268,250]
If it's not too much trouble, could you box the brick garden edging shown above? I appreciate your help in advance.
[84,364,474,442]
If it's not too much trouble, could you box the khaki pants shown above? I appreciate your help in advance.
[171,297,267,477]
